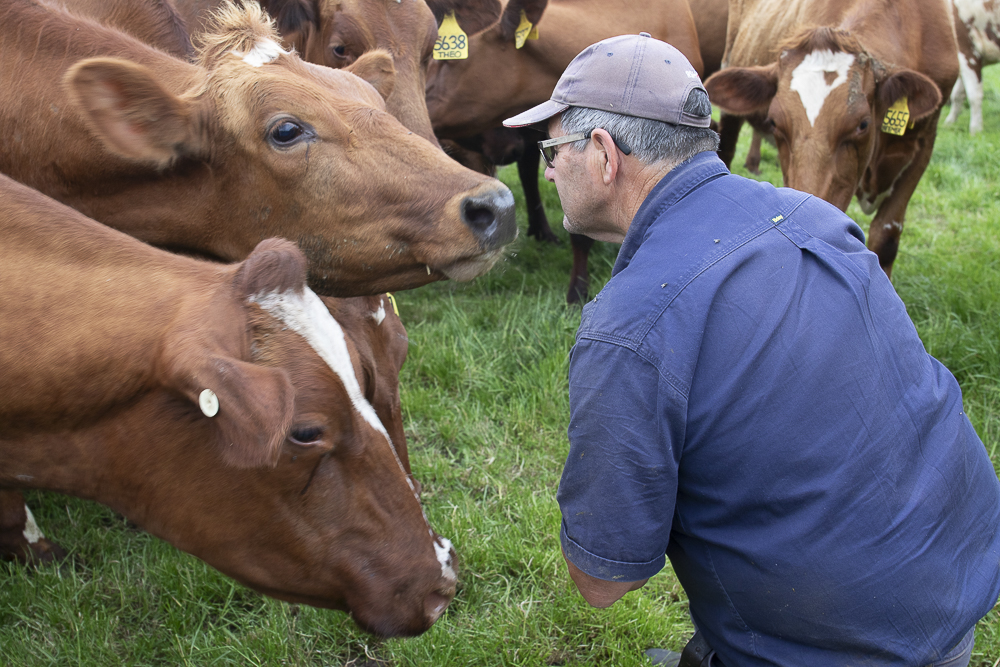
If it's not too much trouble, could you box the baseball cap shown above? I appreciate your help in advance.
[503,33,710,129]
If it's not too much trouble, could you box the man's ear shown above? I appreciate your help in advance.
[425,0,502,36]
[65,58,206,167]
[703,63,780,116]
[589,128,621,185]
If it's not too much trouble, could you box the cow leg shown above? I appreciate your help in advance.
[0,490,67,563]
[945,78,966,125]
[717,113,744,169]
[567,233,596,304]
[518,142,559,243]
[864,114,941,279]
[744,129,763,174]
[963,59,985,135]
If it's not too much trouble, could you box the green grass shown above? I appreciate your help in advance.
[3,69,999,665]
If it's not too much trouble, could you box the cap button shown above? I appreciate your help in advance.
[639,32,651,38]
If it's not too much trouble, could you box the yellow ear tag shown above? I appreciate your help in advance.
[434,11,468,60]
[881,96,910,136]
[385,292,399,317]
[515,10,538,48]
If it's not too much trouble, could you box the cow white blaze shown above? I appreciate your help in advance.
[789,50,855,126]
[22,504,43,544]
[250,287,455,574]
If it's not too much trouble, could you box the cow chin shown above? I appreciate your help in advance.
[439,249,506,282]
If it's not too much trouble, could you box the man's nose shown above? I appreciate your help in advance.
[544,165,555,182]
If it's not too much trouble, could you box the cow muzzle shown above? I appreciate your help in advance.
[459,183,517,250]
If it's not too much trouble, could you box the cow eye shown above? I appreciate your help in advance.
[268,119,309,147]
[290,425,325,445]
[858,118,870,133]
[332,44,348,59]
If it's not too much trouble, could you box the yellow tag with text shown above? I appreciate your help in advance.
[881,96,910,136]
[514,10,538,48]
[385,292,399,317]
[433,11,468,60]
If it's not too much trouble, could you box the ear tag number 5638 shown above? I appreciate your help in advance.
[434,11,468,60]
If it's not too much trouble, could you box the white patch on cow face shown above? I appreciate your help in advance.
[250,287,457,568]
[789,50,856,126]
[23,505,44,544]
[371,300,386,326]
[434,536,456,581]
[237,38,287,67]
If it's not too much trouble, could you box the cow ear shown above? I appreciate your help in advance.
[346,50,396,101]
[233,238,308,299]
[425,0,502,37]
[258,0,317,54]
[65,58,204,167]
[182,356,295,469]
[498,0,548,42]
[876,67,942,123]
[704,64,780,116]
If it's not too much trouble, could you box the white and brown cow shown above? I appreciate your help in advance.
[945,0,1000,134]
[0,172,453,637]
[0,0,516,297]
[705,0,958,277]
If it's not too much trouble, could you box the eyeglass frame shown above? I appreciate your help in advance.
[537,129,633,169]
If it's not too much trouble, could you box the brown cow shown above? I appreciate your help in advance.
[174,0,503,145]
[46,0,195,59]
[425,0,705,302]
[705,0,957,277]
[944,0,1000,134]
[0,0,516,297]
[0,172,454,637]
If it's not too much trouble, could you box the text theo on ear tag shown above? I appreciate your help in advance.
[434,11,468,60]
[515,10,539,48]
[881,96,910,136]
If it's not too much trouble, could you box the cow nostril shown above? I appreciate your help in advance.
[459,188,517,247]
[424,590,453,624]
[462,200,496,235]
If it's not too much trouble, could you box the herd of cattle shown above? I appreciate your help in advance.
[0,0,996,640]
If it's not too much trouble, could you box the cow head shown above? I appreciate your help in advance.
[425,0,550,139]
[257,0,441,144]
[148,239,454,636]
[705,27,941,210]
[60,1,516,296]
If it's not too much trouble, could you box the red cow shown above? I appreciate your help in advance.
[705,0,957,277]
[0,0,516,297]
[0,173,454,637]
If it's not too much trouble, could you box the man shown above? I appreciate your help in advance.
[503,34,1000,667]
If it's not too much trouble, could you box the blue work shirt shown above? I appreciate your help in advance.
[558,151,1000,666]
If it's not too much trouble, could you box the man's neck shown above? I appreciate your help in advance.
[611,159,679,239]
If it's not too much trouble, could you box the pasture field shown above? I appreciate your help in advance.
[2,70,999,666]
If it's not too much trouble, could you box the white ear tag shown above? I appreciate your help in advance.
[199,389,219,417]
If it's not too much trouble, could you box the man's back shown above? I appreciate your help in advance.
[560,152,1000,666]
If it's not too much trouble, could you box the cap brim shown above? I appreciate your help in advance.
[502,100,570,128]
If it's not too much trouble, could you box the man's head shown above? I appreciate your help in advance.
[504,33,719,241]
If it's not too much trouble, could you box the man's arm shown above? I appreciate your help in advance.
[563,549,648,608]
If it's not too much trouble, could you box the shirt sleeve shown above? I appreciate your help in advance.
[557,336,685,582]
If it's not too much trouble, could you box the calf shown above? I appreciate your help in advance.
[944,0,1000,134]
[705,0,957,277]
[0,0,516,297]
[0,174,454,637]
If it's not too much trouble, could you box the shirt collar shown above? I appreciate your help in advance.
[613,151,729,276]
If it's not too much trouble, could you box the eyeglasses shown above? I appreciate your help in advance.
[538,129,633,169]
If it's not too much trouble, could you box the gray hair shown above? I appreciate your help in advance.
[558,89,719,166]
